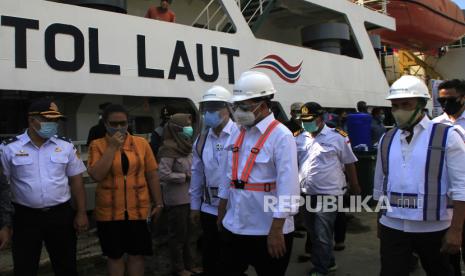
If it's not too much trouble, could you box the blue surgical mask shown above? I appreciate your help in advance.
[181,126,194,138]
[204,111,223,128]
[106,126,128,136]
[34,122,58,139]
[302,121,319,133]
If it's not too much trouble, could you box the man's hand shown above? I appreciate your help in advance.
[0,226,12,250]
[150,205,163,224]
[190,210,200,225]
[74,211,89,234]
[441,227,462,254]
[267,228,286,259]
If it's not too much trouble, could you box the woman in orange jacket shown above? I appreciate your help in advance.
[88,104,163,276]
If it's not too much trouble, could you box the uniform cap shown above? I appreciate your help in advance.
[301,102,324,121]
[291,102,304,112]
[28,99,66,120]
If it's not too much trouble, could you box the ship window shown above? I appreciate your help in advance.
[248,0,363,59]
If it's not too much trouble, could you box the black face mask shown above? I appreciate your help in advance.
[440,97,464,115]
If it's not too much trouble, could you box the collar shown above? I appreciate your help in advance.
[121,133,133,151]
[439,109,465,124]
[19,130,58,146]
[254,113,276,134]
[403,115,429,134]
[209,118,234,137]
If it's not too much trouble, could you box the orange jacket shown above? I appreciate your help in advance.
[88,135,158,221]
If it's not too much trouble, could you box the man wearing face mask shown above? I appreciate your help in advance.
[190,86,239,276]
[298,102,360,276]
[217,71,300,276]
[432,79,465,275]
[284,102,305,137]
[0,98,88,276]
[371,107,386,146]
[373,76,465,276]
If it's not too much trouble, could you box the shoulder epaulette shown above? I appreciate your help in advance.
[334,128,348,137]
[56,136,72,143]
[293,129,304,137]
[1,137,18,146]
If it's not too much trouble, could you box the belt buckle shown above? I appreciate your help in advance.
[234,180,245,189]
[264,183,271,192]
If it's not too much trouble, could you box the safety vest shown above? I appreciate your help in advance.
[195,130,218,205]
[380,123,453,221]
[230,120,280,192]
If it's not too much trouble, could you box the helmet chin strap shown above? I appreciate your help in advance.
[401,102,423,130]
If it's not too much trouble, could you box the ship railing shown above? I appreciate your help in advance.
[191,0,235,31]
[449,37,465,49]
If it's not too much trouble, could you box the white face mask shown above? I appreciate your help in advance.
[233,102,262,127]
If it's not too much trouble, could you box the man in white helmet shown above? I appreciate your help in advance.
[373,75,465,275]
[217,71,300,276]
[189,85,239,276]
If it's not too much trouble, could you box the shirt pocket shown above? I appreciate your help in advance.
[49,153,69,178]
[11,156,34,178]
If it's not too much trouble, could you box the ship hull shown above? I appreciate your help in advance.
[373,0,465,50]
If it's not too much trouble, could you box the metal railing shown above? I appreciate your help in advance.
[449,37,465,49]
[191,0,237,31]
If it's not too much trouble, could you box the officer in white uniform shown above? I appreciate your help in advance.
[190,85,239,276]
[0,99,88,276]
[298,102,360,276]
[432,79,465,275]
[373,76,465,276]
[217,71,300,276]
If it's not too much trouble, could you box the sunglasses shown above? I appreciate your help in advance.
[107,121,128,127]
[437,97,461,105]
[200,102,228,113]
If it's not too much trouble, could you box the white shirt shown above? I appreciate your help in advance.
[433,110,465,139]
[0,131,86,208]
[373,116,465,232]
[190,119,239,216]
[218,114,300,235]
[298,125,357,196]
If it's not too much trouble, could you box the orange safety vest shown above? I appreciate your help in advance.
[231,120,280,192]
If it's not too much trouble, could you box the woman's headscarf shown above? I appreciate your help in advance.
[157,113,193,158]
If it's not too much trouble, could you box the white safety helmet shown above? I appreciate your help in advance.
[386,75,431,100]
[231,71,276,102]
[199,85,231,103]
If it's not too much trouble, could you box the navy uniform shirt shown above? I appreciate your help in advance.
[0,131,86,208]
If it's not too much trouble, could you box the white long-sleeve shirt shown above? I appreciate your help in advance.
[189,119,238,216]
[218,113,300,235]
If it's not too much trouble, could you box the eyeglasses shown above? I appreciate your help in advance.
[233,101,262,112]
[107,121,128,127]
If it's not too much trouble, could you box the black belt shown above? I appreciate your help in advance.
[12,201,71,213]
